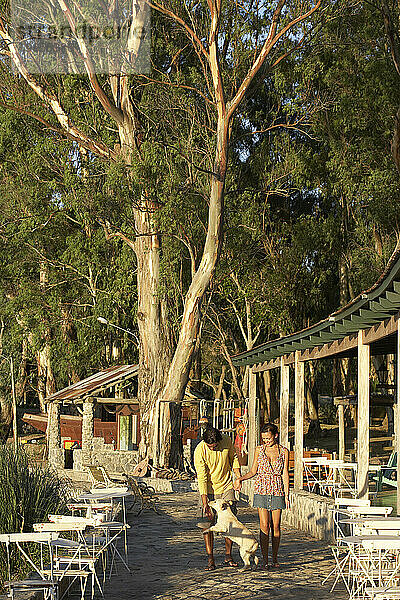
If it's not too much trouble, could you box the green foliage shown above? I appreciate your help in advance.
[0,445,68,587]
[0,0,400,407]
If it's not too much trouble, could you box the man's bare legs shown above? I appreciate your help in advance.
[203,531,215,570]
[203,532,237,569]
[258,508,271,568]
[270,509,282,566]
[224,537,238,566]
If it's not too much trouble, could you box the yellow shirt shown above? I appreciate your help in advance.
[194,435,240,496]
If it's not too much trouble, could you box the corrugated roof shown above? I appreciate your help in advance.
[45,364,139,403]
[233,245,400,367]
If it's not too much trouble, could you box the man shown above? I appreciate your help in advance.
[194,425,241,570]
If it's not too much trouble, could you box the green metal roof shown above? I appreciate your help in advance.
[232,249,400,368]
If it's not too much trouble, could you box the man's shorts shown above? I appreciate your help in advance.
[197,488,238,524]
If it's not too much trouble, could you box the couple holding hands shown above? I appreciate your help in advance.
[194,422,290,570]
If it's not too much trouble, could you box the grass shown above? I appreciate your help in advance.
[0,444,68,588]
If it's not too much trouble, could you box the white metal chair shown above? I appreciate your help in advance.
[365,587,400,599]
[0,532,60,600]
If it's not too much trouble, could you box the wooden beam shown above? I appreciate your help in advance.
[338,404,345,461]
[357,330,370,499]
[253,356,282,372]
[280,357,290,450]
[362,315,399,345]
[248,370,258,468]
[300,333,358,361]
[87,396,138,404]
[294,351,304,491]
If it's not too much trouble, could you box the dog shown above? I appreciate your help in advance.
[202,498,259,569]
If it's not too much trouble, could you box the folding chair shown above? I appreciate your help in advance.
[92,521,131,581]
[0,532,60,600]
[323,499,371,592]
[365,587,400,599]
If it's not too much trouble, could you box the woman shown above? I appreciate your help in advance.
[234,423,289,569]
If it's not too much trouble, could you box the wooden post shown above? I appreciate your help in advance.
[357,330,370,498]
[397,320,400,516]
[10,356,17,449]
[248,369,258,467]
[294,351,304,491]
[338,404,345,461]
[280,357,290,449]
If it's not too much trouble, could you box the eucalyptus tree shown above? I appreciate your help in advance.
[0,106,139,414]
[0,0,346,465]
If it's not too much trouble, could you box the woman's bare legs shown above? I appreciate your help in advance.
[270,509,282,566]
[258,508,271,568]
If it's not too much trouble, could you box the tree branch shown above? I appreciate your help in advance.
[57,0,124,124]
[147,1,210,61]
[227,0,322,119]
[0,26,115,160]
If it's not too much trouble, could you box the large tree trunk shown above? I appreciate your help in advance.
[134,201,174,461]
[61,308,81,384]
[156,113,229,465]
[15,337,29,406]
[104,94,175,464]
[37,341,56,413]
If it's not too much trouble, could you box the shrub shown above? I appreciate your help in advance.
[0,445,68,587]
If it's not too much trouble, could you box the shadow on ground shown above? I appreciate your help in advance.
[105,492,347,600]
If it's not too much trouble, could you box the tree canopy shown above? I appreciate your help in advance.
[0,0,399,463]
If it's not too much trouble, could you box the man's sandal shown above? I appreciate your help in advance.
[205,556,216,571]
[224,556,239,567]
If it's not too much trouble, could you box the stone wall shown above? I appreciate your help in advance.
[239,479,335,542]
[67,436,140,474]
[282,490,334,541]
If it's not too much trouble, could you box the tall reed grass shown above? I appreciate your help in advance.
[0,445,68,587]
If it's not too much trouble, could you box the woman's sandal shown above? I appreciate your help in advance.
[224,556,239,567]
[205,556,216,571]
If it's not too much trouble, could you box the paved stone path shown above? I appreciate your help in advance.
[108,492,347,600]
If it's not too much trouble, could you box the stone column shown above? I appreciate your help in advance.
[357,330,370,498]
[294,351,304,491]
[47,401,63,468]
[280,357,290,449]
[82,398,95,466]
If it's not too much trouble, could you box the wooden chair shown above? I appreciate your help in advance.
[372,452,397,492]
[125,475,159,515]
[87,466,128,490]
[288,450,332,489]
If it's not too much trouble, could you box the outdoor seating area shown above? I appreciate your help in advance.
[86,465,158,516]
[322,498,400,599]
[0,487,135,600]
[300,455,388,500]
[302,455,358,498]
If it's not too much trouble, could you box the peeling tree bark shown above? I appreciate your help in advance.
[0,0,323,467]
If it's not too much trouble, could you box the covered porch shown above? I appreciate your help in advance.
[233,249,400,526]
[40,364,141,473]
